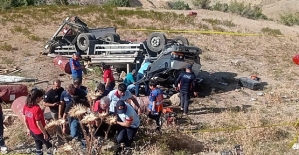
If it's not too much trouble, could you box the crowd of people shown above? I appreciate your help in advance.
[0,52,198,155]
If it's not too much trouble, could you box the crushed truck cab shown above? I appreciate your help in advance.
[137,44,202,87]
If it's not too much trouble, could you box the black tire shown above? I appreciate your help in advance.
[173,36,189,46]
[104,33,120,43]
[146,32,167,53]
[77,33,95,51]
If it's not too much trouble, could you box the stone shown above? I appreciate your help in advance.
[169,93,180,106]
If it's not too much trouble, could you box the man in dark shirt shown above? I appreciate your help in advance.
[73,79,88,93]
[61,84,89,142]
[175,64,197,115]
[43,79,64,119]
[43,79,65,143]
[95,83,110,101]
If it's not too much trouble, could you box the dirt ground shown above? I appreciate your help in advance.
[1,3,299,155]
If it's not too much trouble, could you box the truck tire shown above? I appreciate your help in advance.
[77,33,95,51]
[104,33,120,43]
[146,32,166,53]
[173,36,189,46]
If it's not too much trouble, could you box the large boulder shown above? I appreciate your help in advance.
[169,93,180,106]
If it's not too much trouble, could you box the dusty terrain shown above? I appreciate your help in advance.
[0,2,299,155]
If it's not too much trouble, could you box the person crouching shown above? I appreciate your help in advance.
[115,100,140,154]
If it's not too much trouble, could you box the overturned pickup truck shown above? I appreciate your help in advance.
[44,16,203,87]
[136,44,202,87]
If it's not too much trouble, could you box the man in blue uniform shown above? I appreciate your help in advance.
[135,59,151,97]
[175,64,197,115]
[69,52,84,84]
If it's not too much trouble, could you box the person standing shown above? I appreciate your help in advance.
[23,89,53,155]
[135,58,151,97]
[174,64,197,115]
[43,79,65,143]
[115,100,140,154]
[0,97,7,153]
[100,63,115,92]
[69,52,84,84]
[147,81,164,131]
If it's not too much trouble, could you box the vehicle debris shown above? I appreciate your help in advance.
[44,16,193,75]
[0,75,37,83]
[0,84,28,102]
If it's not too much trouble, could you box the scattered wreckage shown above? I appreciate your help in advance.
[44,16,203,87]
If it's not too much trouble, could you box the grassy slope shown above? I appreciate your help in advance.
[1,5,299,154]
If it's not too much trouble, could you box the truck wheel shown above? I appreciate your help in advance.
[104,33,120,43]
[173,36,189,46]
[77,33,95,51]
[146,32,166,53]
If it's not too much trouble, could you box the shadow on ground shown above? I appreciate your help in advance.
[189,104,252,115]
[195,71,268,97]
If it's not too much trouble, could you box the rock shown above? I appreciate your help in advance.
[250,98,257,101]
[169,93,180,106]
[292,143,299,149]
[257,92,264,96]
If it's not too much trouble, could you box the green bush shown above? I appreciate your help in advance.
[209,1,267,20]
[280,13,299,26]
[212,2,228,12]
[228,1,267,20]
[192,0,210,9]
[261,27,282,36]
[169,0,190,10]
[105,0,130,7]
[0,0,40,10]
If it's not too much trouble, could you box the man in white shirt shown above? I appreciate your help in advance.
[107,83,141,115]
[115,100,140,154]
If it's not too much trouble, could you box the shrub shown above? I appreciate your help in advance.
[261,27,282,36]
[104,0,130,7]
[280,13,299,26]
[227,1,267,20]
[212,2,228,12]
[192,0,210,9]
[169,0,190,10]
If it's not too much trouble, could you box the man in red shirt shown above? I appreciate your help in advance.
[101,63,115,92]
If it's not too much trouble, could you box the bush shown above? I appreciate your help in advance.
[228,1,267,20]
[169,0,190,10]
[192,0,210,9]
[261,27,282,36]
[212,2,228,12]
[280,13,299,26]
[208,1,267,20]
[105,0,129,7]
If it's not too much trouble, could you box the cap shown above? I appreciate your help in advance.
[116,100,127,114]
[186,64,193,70]
[100,62,106,67]
[75,52,82,58]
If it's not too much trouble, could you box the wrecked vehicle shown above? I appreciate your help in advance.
[136,43,203,87]
[44,16,203,88]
